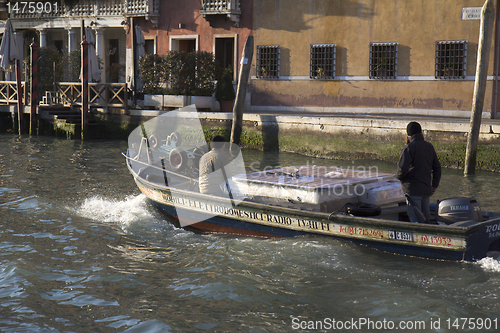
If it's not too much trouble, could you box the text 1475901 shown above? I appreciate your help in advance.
[7,2,58,14]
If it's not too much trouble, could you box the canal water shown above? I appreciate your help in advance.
[1,134,500,332]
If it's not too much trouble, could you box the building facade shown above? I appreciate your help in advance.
[1,0,252,97]
[133,0,252,81]
[3,0,159,83]
[3,0,500,118]
[251,0,500,117]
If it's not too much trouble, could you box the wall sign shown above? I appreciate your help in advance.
[462,7,482,20]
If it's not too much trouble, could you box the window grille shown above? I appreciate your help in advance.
[310,44,336,80]
[369,43,398,79]
[435,41,467,79]
[257,45,280,79]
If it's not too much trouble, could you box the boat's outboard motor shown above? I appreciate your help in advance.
[437,197,482,224]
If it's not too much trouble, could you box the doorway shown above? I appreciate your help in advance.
[215,37,235,79]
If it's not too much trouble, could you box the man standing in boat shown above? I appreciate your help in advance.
[397,122,441,223]
[199,135,232,196]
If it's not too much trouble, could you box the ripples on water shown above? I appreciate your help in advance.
[1,134,500,332]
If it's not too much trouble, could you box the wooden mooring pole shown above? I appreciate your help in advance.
[230,36,254,146]
[15,59,23,134]
[81,38,89,140]
[30,40,38,135]
[464,0,495,176]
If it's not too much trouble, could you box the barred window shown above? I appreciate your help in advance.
[257,45,280,79]
[310,44,336,80]
[435,41,467,79]
[369,43,398,79]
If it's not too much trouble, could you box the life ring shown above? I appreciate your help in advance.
[169,147,188,171]
[170,131,182,147]
[148,134,158,148]
[346,203,382,217]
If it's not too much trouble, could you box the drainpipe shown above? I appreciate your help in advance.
[493,0,500,118]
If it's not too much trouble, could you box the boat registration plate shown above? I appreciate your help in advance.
[388,230,414,242]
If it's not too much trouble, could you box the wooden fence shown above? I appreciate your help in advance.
[0,81,129,113]
[0,81,27,105]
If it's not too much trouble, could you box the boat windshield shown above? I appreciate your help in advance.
[126,105,248,227]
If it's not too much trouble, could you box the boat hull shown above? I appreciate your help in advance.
[134,176,500,262]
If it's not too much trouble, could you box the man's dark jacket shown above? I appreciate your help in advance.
[396,133,441,196]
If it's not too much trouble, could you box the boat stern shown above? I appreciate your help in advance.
[463,218,500,261]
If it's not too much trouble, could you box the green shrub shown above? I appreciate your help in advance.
[164,51,187,95]
[138,50,217,96]
[37,47,64,92]
[138,54,167,94]
[66,49,81,82]
[185,51,217,96]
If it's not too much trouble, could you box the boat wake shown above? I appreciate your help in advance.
[476,255,500,272]
[75,194,153,227]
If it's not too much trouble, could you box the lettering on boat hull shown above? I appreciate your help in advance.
[137,183,467,252]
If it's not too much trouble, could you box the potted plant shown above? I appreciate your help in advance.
[260,65,268,77]
[373,58,389,78]
[443,57,457,78]
[215,67,236,112]
[316,67,325,79]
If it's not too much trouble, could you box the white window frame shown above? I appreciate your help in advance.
[169,34,199,51]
